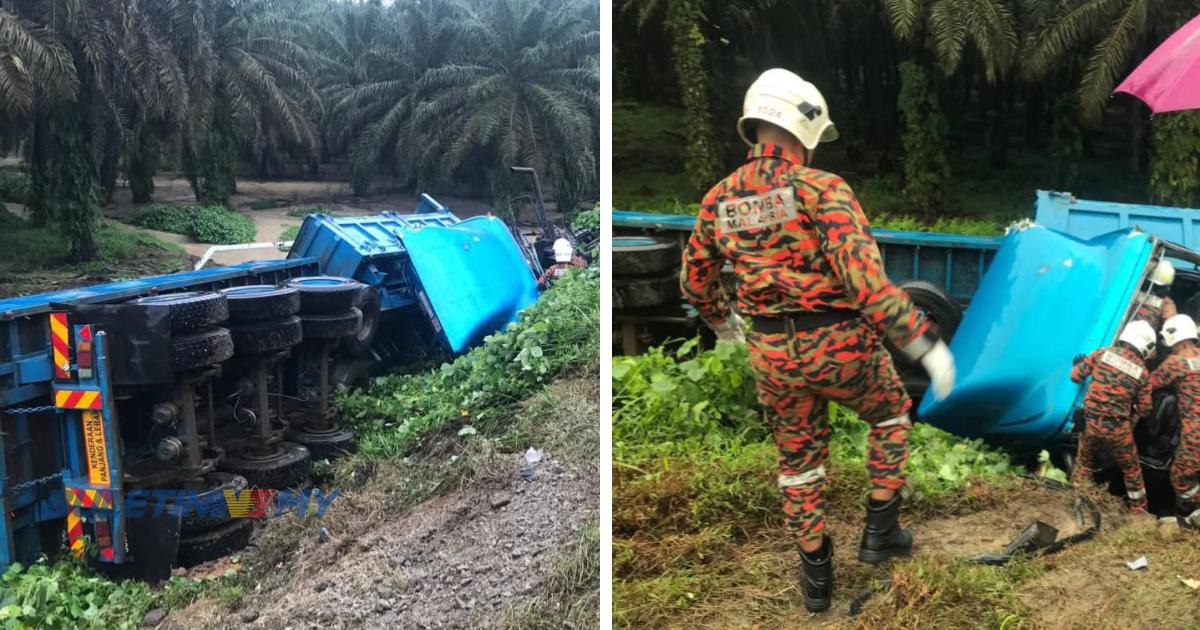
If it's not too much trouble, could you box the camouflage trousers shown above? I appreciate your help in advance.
[746,318,912,544]
[1072,414,1148,512]
[1171,417,1200,509]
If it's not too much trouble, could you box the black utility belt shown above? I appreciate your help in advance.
[750,309,860,334]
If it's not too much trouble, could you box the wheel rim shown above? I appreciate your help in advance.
[294,278,346,286]
[224,285,279,296]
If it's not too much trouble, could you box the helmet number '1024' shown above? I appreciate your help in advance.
[755,104,784,120]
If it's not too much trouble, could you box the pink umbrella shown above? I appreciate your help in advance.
[1115,13,1200,113]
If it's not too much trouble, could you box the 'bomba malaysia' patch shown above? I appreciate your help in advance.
[717,189,798,233]
[1102,350,1144,380]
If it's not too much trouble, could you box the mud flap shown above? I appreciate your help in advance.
[99,505,182,583]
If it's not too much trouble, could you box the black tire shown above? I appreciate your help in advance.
[132,291,229,333]
[613,236,680,276]
[221,285,300,322]
[178,472,248,534]
[614,273,679,309]
[228,316,303,355]
[172,327,234,372]
[220,441,312,489]
[285,276,365,314]
[288,424,356,460]
[301,308,363,340]
[341,288,380,358]
[176,518,253,568]
[884,281,962,368]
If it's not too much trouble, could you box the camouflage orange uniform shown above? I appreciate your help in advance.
[1070,344,1152,511]
[681,143,929,543]
[1149,342,1200,509]
[536,256,587,288]
[1133,292,1177,331]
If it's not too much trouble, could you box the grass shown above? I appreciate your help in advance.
[502,518,600,629]
[133,204,256,244]
[0,210,189,296]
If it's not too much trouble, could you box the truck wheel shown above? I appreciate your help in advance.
[341,288,380,358]
[178,472,247,534]
[172,327,234,372]
[228,316,303,354]
[885,281,962,368]
[613,236,680,276]
[221,441,312,489]
[221,285,300,322]
[614,273,679,309]
[285,276,364,314]
[176,518,253,568]
[289,424,355,460]
[133,291,229,333]
[301,308,363,340]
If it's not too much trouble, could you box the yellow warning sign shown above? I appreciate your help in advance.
[82,411,111,487]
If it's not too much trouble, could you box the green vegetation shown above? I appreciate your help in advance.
[897,62,950,214]
[0,171,30,204]
[503,519,600,629]
[0,210,188,296]
[339,269,599,458]
[570,204,600,232]
[278,225,301,242]
[0,559,237,630]
[613,340,1025,626]
[0,0,597,262]
[134,205,256,245]
[247,198,289,211]
[615,1,1200,239]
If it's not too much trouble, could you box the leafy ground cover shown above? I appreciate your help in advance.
[0,209,189,296]
[611,340,1189,628]
[133,204,256,244]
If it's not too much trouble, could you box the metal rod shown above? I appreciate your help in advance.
[318,343,330,419]
[178,379,201,470]
[205,380,216,449]
[256,363,270,441]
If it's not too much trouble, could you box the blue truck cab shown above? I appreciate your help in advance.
[920,191,1200,472]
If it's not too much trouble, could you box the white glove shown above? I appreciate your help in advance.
[920,339,956,399]
[708,312,746,344]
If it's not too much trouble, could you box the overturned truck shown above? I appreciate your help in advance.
[0,195,540,575]
[615,191,1200,511]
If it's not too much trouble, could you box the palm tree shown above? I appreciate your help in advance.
[884,0,1019,83]
[410,0,599,210]
[1023,0,1198,124]
[175,0,322,204]
[316,0,457,194]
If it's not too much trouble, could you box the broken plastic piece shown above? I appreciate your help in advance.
[1179,576,1200,590]
[1126,555,1148,570]
[524,447,543,464]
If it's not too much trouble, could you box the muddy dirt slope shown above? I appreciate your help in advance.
[164,452,597,630]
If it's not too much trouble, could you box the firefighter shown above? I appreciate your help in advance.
[1134,260,1177,330]
[680,68,956,612]
[1070,320,1155,513]
[1151,314,1200,517]
[536,238,586,288]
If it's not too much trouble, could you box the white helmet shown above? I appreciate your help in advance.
[1162,314,1198,347]
[1151,259,1175,287]
[737,69,838,150]
[1119,320,1157,356]
[552,238,573,263]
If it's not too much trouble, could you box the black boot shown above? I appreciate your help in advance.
[799,536,833,612]
[858,494,913,563]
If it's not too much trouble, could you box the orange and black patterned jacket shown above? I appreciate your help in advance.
[1150,343,1200,420]
[1071,344,1153,422]
[680,143,928,348]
